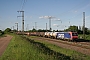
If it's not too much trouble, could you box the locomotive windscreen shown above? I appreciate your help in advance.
[72,33,78,36]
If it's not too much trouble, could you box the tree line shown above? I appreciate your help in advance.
[28,25,90,34]
[64,25,90,34]
[0,28,12,36]
[1,25,90,35]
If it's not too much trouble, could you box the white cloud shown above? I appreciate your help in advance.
[86,16,90,19]
[53,24,59,27]
[51,19,60,21]
[39,16,55,19]
[30,16,32,18]
[39,16,44,19]
[8,16,11,19]
[44,16,49,18]
[25,16,32,18]
[75,11,77,13]
[53,24,58,26]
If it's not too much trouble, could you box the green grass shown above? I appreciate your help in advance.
[0,35,51,60]
[28,36,90,60]
[0,34,70,60]
[78,34,90,40]
[0,34,90,60]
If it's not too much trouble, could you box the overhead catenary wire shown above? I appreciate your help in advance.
[21,0,27,11]
[58,0,87,17]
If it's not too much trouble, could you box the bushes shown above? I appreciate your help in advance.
[0,30,4,36]
[21,36,71,60]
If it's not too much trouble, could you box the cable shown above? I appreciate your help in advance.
[58,0,87,16]
[21,0,27,10]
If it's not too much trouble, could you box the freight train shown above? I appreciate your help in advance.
[21,31,78,41]
[16,31,78,41]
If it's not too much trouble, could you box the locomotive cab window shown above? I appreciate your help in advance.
[72,33,78,36]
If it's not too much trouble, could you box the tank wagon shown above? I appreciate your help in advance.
[44,32,51,38]
[50,32,59,39]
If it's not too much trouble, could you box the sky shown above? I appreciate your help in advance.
[0,0,90,31]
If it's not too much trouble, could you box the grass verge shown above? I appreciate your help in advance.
[78,34,90,40]
[0,34,70,60]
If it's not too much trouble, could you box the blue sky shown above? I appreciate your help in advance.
[0,0,90,31]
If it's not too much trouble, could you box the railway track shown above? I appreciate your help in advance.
[29,36,90,55]
[30,36,90,49]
